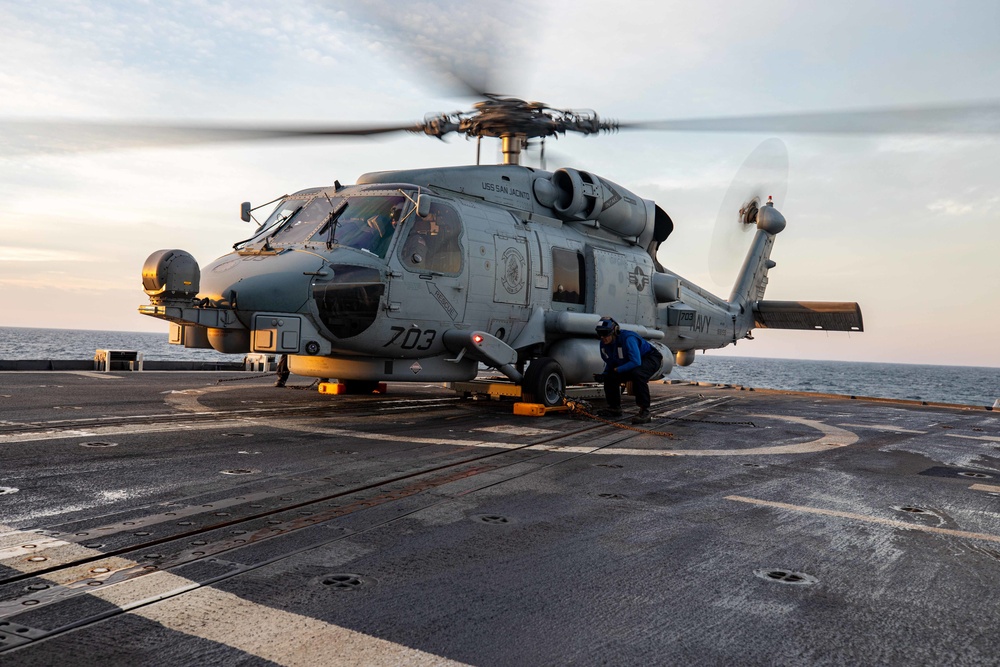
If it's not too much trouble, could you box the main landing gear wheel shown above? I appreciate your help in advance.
[521,357,565,407]
[341,380,381,395]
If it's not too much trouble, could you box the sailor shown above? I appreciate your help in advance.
[594,317,662,424]
[275,354,290,388]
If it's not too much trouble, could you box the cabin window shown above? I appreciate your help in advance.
[400,201,463,274]
[552,248,584,305]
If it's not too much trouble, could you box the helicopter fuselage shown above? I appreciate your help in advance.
[139,163,861,403]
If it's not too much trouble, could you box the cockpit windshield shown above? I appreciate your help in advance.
[268,198,332,245]
[246,193,409,258]
[326,196,407,257]
[262,202,302,230]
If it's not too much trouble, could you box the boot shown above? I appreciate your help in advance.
[631,408,651,425]
[597,407,624,419]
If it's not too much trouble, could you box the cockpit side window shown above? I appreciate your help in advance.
[400,201,463,274]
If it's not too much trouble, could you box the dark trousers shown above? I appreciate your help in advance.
[275,354,290,385]
[603,351,662,410]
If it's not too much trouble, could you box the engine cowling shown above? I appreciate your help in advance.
[546,168,652,239]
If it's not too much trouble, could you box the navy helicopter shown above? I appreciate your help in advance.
[132,17,998,405]
[137,92,866,405]
[13,9,996,405]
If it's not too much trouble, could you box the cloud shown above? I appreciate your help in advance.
[0,247,90,262]
[927,199,975,216]
[0,271,130,293]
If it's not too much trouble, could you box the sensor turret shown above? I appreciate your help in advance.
[142,249,201,306]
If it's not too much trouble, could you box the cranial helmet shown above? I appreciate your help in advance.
[595,317,619,337]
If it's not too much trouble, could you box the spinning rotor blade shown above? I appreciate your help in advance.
[2,0,544,158]
[0,120,424,155]
[709,138,788,287]
[522,138,581,172]
[351,0,538,99]
[620,100,1000,135]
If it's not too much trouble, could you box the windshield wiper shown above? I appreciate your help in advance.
[319,199,350,249]
[264,207,304,251]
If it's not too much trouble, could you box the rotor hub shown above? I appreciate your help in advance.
[416,96,618,142]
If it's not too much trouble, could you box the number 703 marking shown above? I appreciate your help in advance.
[383,326,437,350]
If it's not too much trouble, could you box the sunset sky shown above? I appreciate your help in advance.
[1,0,998,367]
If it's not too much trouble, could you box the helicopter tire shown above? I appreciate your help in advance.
[341,380,381,395]
[521,357,566,407]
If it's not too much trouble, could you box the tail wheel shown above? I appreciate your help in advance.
[522,357,565,407]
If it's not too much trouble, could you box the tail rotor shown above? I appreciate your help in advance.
[709,138,789,287]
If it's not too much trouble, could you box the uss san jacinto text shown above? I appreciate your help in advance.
[481,182,531,199]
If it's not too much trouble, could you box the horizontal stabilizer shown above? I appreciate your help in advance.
[753,301,863,331]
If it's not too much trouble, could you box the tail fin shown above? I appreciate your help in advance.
[728,201,785,309]
[728,202,864,334]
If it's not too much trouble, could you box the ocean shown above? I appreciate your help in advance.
[1,326,998,408]
[668,355,999,408]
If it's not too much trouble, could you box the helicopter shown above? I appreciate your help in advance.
[12,7,995,404]
[137,92,866,405]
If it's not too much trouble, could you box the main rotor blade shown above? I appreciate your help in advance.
[350,0,538,99]
[620,101,1000,135]
[0,120,424,155]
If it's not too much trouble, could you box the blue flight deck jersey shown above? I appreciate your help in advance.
[600,329,655,374]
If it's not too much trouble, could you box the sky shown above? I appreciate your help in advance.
[0,0,998,368]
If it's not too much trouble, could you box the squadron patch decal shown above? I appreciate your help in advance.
[500,247,526,294]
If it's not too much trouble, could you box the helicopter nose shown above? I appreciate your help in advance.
[200,251,315,313]
[200,255,387,341]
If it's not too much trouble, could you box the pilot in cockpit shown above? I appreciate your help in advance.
[402,204,462,272]
[370,205,403,258]
[402,216,431,265]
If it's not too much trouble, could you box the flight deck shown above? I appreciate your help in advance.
[1,371,998,665]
